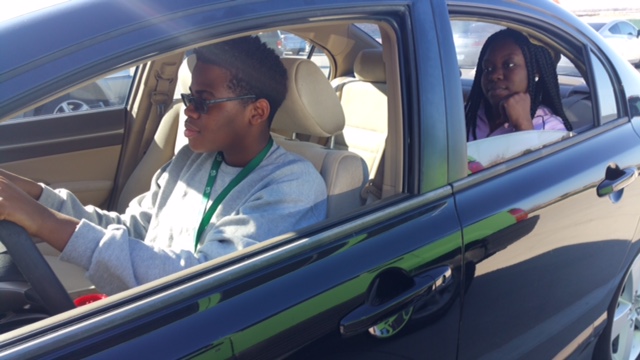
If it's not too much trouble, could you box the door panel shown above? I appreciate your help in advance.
[86,194,463,360]
[3,146,121,207]
[0,109,126,207]
[455,124,640,358]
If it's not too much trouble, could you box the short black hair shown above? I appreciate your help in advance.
[194,36,288,125]
[465,28,572,140]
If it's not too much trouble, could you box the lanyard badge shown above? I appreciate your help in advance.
[194,138,274,251]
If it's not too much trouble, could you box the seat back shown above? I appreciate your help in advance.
[273,58,369,218]
[116,55,194,212]
[562,84,593,133]
[331,49,388,179]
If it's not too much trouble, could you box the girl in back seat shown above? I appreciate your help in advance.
[465,28,572,141]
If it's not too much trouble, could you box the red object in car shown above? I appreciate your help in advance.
[74,294,107,307]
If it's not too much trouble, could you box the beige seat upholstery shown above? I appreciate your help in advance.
[331,49,388,179]
[43,56,195,295]
[116,55,194,212]
[273,58,369,218]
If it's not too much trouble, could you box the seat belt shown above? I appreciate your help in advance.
[362,151,384,204]
[138,58,181,159]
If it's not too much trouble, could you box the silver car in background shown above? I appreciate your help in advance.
[587,19,640,66]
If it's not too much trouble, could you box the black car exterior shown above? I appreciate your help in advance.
[1,0,640,359]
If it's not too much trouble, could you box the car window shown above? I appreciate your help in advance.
[619,21,637,36]
[8,67,136,122]
[608,23,622,35]
[451,19,617,171]
[258,29,330,78]
[452,21,504,71]
[355,23,382,43]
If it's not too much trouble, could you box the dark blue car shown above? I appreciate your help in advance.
[1,0,640,359]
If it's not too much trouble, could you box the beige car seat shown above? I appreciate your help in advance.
[41,56,194,296]
[272,58,369,218]
[116,55,194,213]
[331,49,387,179]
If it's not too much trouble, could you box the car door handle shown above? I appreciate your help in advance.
[340,266,452,337]
[597,164,638,198]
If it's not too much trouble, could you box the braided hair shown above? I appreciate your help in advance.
[465,28,572,140]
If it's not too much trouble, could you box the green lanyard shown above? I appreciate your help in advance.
[195,138,274,251]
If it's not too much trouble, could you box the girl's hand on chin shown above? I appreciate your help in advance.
[501,92,533,131]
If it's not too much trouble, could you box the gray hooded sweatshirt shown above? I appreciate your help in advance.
[38,143,327,294]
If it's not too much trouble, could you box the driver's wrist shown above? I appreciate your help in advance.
[29,183,44,200]
[34,210,78,252]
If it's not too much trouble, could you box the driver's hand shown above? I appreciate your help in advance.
[0,169,43,200]
[0,176,48,235]
[0,176,78,252]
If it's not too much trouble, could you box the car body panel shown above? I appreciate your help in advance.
[1,0,640,358]
[455,124,640,358]
[445,3,640,357]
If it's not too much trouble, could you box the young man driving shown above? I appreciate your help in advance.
[0,36,327,294]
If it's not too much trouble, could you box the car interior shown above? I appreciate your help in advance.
[1,20,404,306]
[0,13,609,323]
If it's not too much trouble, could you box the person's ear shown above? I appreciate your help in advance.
[248,98,270,126]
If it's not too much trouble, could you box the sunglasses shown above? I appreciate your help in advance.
[181,92,256,114]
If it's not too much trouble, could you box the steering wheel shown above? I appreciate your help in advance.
[0,221,75,317]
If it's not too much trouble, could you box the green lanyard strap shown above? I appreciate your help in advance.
[195,138,274,251]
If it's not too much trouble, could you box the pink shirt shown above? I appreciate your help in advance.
[468,105,567,141]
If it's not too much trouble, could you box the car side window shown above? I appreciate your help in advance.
[452,19,602,172]
[8,68,135,122]
[619,22,636,36]
[590,52,619,124]
[608,23,621,35]
[355,23,382,43]
[258,30,330,78]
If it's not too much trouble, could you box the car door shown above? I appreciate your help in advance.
[0,0,463,359]
[0,62,180,211]
[446,5,640,359]
[0,84,130,209]
[102,2,464,359]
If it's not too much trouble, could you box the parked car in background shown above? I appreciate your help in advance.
[257,31,284,56]
[277,30,307,55]
[586,19,640,66]
[1,0,640,359]
[11,68,134,120]
[452,22,503,68]
[258,30,307,56]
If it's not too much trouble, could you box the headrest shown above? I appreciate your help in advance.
[272,58,345,137]
[354,49,385,83]
[174,53,196,97]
